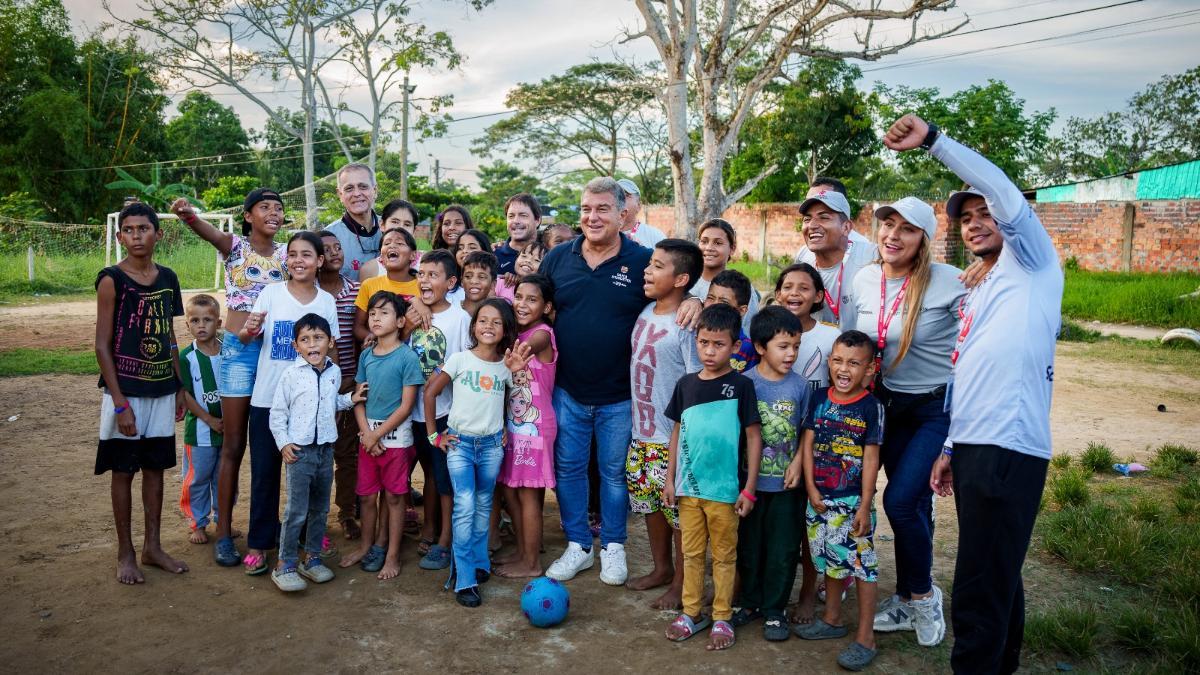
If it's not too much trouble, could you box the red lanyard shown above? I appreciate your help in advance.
[822,241,852,322]
[877,273,910,374]
[951,294,973,366]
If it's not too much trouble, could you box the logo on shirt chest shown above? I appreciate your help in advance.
[610,268,632,287]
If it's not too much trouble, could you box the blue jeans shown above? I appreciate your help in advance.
[278,443,334,566]
[445,429,504,592]
[878,385,950,598]
[552,387,632,548]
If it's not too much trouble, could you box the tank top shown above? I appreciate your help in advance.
[95,265,184,397]
[507,324,558,436]
[224,234,288,312]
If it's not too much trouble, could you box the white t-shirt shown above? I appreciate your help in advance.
[627,222,667,248]
[442,350,512,437]
[794,233,878,331]
[850,263,966,394]
[410,303,472,422]
[793,321,840,391]
[249,283,340,408]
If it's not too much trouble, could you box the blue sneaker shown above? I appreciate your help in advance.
[419,544,451,570]
[214,537,241,567]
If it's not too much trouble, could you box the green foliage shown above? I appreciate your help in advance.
[1049,466,1091,508]
[164,91,250,187]
[1057,319,1102,343]
[0,191,49,222]
[470,160,544,241]
[0,348,97,376]
[259,108,369,191]
[105,165,202,210]
[1080,442,1117,474]
[0,243,215,299]
[1023,604,1098,658]
[201,175,260,210]
[1153,444,1200,479]
[1050,454,1073,470]
[1061,270,1200,329]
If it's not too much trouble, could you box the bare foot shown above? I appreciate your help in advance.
[707,624,734,651]
[339,547,367,568]
[492,549,520,565]
[141,546,188,574]
[789,598,816,625]
[188,527,209,544]
[377,558,402,580]
[116,551,144,585]
[651,585,683,610]
[495,561,542,579]
[627,568,673,592]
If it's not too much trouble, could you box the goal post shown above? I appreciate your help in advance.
[106,211,236,290]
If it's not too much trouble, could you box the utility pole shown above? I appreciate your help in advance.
[399,72,415,200]
[434,158,441,191]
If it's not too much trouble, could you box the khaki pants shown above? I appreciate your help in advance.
[678,496,738,621]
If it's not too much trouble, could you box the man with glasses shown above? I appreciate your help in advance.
[326,163,382,281]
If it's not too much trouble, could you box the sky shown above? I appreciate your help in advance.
[66,0,1200,189]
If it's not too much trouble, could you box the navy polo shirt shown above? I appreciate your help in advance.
[541,234,651,405]
[495,240,520,274]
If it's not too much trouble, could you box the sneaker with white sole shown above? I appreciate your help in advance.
[598,543,628,585]
[545,542,594,581]
[873,593,915,632]
[910,586,946,647]
[300,558,334,583]
[271,565,308,593]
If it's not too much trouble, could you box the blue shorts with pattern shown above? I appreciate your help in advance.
[805,494,878,583]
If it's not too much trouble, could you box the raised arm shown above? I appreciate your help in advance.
[171,198,235,257]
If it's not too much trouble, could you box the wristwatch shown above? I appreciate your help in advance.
[920,122,940,150]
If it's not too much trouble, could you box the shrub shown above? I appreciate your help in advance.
[1058,319,1101,343]
[1080,442,1116,474]
[1050,467,1091,508]
[1050,454,1072,470]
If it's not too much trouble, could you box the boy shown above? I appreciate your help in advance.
[460,250,498,315]
[663,303,762,651]
[179,293,225,545]
[408,250,472,570]
[626,239,703,605]
[734,306,809,641]
[354,227,420,343]
[95,202,188,584]
[702,269,759,373]
[339,291,425,580]
[786,330,883,671]
[268,314,366,592]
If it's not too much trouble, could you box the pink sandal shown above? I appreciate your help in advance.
[708,620,736,650]
[666,613,712,642]
[243,552,268,576]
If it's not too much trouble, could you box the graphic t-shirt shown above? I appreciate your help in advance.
[630,304,701,445]
[729,329,760,374]
[181,339,223,446]
[506,324,557,441]
[794,322,840,390]
[223,234,288,312]
[665,370,760,503]
[355,274,420,310]
[442,350,512,436]
[744,367,808,492]
[249,283,340,408]
[804,387,884,499]
[95,264,184,397]
[355,343,425,447]
[409,303,471,422]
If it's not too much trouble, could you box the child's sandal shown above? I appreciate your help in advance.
[666,614,712,642]
[708,620,736,650]
[243,552,269,576]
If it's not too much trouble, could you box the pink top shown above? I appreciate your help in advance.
[224,234,288,312]
[494,277,515,302]
[501,323,557,488]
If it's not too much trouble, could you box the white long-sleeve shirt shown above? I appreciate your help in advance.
[269,356,354,450]
[931,134,1063,460]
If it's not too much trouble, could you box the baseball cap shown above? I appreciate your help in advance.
[243,188,284,214]
[798,189,852,220]
[615,178,641,198]
[946,188,987,221]
[874,196,938,241]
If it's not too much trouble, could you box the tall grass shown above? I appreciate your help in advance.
[1061,269,1200,328]
[0,244,218,299]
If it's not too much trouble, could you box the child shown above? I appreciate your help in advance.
[693,218,760,331]
[495,274,558,578]
[179,293,225,545]
[95,202,188,584]
[496,241,547,301]
[703,269,760,373]
[787,330,883,671]
[775,263,840,390]
[432,204,472,250]
[336,291,425,579]
[354,227,419,343]
[409,250,472,570]
[663,303,763,651]
[460,250,498,315]
[240,231,341,575]
[448,229,492,305]
[423,299,532,607]
[358,199,422,278]
[733,306,809,640]
[267,314,367,592]
[626,239,703,607]
[542,223,574,249]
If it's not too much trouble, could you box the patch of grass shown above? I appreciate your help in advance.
[1063,339,1200,382]
[1058,319,1103,342]
[1024,603,1099,658]
[1130,496,1163,523]
[1050,466,1091,508]
[1152,443,1200,478]
[0,243,218,301]
[1061,269,1200,328]
[729,259,777,292]
[1111,605,1160,653]
[1080,442,1117,474]
[0,348,97,376]
[1050,453,1072,470]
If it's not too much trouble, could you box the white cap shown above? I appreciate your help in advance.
[615,178,641,198]
[798,189,852,219]
[874,196,938,240]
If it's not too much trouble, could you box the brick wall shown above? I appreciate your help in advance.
[642,199,1200,272]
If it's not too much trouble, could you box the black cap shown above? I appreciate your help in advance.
[242,188,284,214]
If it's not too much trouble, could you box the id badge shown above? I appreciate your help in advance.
[943,375,954,415]
[368,418,407,447]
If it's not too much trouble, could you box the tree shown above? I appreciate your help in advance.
[164,91,250,189]
[105,164,202,210]
[472,160,543,240]
[625,0,963,238]
[201,175,260,209]
[259,108,369,192]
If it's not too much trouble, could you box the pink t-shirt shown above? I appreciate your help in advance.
[500,324,557,488]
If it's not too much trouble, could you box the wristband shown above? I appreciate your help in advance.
[920,122,940,150]
[114,403,129,414]
[942,444,953,457]
[180,211,198,223]
[740,489,757,503]
[428,432,440,446]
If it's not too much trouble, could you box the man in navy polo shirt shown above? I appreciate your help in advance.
[494,193,541,274]
[541,176,700,586]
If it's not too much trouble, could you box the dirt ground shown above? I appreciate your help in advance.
[0,299,1197,673]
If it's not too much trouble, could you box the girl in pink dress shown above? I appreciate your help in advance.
[495,274,557,578]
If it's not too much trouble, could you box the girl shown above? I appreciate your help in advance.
[354,227,419,343]
[694,218,760,331]
[495,241,547,301]
[170,191,288,568]
[239,231,341,575]
[358,199,421,278]
[423,299,531,607]
[775,263,839,390]
[453,229,492,270]
[495,275,557,579]
[848,197,965,648]
[542,223,574,249]
[432,204,472,250]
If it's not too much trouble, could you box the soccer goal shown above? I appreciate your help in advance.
[106,211,237,290]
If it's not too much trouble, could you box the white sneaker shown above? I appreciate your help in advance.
[873,593,915,632]
[271,566,308,593]
[598,543,628,586]
[545,542,594,581]
[910,586,947,647]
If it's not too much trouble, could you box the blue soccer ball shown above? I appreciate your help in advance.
[521,576,570,628]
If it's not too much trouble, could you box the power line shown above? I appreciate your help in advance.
[938,0,1144,39]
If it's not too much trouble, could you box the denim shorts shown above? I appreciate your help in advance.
[218,335,261,397]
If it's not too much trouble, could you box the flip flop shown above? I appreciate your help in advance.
[417,538,434,556]
[708,620,736,650]
[796,618,849,640]
[666,614,713,642]
[243,552,269,576]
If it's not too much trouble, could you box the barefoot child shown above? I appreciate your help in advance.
[95,202,189,584]
[626,240,703,607]
[495,274,558,579]
[353,227,419,343]
[789,330,883,671]
[733,306,809,640]
[423,299,532,607]
[663,303,762,651]
[268,314,367,592]
[775,263,839,390]
[179,294,225,544]
[702,269,759,373]
[340,291,424,579]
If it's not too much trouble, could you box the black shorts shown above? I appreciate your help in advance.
[95,437,176,475]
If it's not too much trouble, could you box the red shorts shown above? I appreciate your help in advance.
[356,445,416,496]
